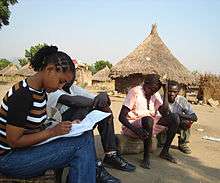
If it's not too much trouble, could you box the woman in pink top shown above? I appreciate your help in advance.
[119,74,180,169]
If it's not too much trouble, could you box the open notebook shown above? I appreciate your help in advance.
[36,110,111,146]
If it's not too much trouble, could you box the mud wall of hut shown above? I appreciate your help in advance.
[92,80,115,91]
[75,68,92,87]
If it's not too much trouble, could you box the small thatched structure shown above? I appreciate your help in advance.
[0,64,18,76]
[75,63,92,87]
[92,66,114,91]
[110,24,193,93]
[92,66,111,83]
[0,64,20,82]
[16,63,36,77]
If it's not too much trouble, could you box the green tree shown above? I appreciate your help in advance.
[0,0,18,29]
[88,64,96,75]
[18,58,28,67]
[25,43,48,62]
[93,60,112,74]
[0,58,11,70]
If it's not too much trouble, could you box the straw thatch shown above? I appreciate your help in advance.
[16,63,36,77]
[110,24,193,93]
[198,74,220,103]
[92,66,111,82]
[0,64,18,76]
[92,66,114,91]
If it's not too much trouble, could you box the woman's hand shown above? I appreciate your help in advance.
[50,121,73,137]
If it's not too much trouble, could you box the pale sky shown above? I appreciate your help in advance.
[0,0,219,74]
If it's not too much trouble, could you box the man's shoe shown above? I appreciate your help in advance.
[96,160,121,183]
[159,152,178,164]
[103,153,136,172]
[178,143,192,154]
[116,152,136,169]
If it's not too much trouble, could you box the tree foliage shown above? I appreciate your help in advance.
[0,0,18,29]
[0,58,11,70]
[17,43,48,67]
[18,58,28,67]
[18,43,47,67]
[88,64,96,75]
[25,43,48,61]
[90,60,112,74]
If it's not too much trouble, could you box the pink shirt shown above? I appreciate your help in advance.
[122,86,166,137]
[124,86,162,122]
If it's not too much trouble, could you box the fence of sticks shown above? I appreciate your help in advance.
[198,74,220,103]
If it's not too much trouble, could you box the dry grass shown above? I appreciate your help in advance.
[199,74,220,103]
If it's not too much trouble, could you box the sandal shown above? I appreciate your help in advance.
[178,144,192,154]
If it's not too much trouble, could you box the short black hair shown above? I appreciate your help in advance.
[30,45,74,73]
[144,74,161,87]
[168,80,180,89]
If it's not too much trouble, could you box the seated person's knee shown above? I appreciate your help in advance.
[142,116,154,129]
[170,113,180,127]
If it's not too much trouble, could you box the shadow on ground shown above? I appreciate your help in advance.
[94,135,220,183]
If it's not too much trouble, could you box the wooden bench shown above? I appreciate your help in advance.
[0,169,61,183]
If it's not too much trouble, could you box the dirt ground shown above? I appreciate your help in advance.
[96,96,220,183]
[0,83,219,183]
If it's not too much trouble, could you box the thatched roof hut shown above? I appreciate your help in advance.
[75,63,92,86]
[110,24,193,93]
[92,66,111,83]
[16,63,36,77]
[0,64,18,76]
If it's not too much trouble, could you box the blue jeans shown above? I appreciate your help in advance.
[0,131,96,183]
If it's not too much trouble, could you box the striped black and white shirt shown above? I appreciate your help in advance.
[0,80,47,151]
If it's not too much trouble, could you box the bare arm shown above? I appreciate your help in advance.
[178,98,198,122]
[158,83,170,116]
[178,113,198,122]
[119,105,135,130]
[6,121,72,148]
[119,105,148,140]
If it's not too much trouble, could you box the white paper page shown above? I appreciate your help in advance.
[36,110,111,146]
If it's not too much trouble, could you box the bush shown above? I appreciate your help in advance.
[0,59,11,70]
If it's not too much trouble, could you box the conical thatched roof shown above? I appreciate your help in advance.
[110,24,193,84]
[92,66,111,82]
[0,64,18,76]
[16,63,36,77]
